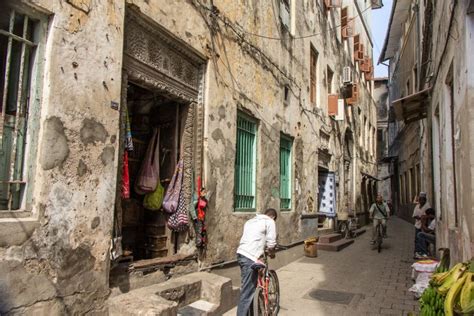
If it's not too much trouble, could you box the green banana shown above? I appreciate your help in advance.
[444,274,468,316]
[437,263,468,295]
[459,272,474,311]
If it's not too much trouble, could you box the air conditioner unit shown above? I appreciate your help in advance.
[325,0,342,9]
[335,99,345,121]
[280,0,290,30]
[343,66,352,83]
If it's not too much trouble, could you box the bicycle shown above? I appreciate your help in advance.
[338,214,358,239]
[375,221,384,253]
[251,245,287,316]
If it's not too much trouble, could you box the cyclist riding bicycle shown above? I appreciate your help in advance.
[236,208,277,316]
[369,194,390,245]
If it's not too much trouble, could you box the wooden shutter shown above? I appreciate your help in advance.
[353,34,360,53]
[328,94,338,116]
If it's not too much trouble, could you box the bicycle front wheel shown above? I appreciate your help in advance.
[252,287,266,316]
[377,225,383,253]
[268,270,280,315]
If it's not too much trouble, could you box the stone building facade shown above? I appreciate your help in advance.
[380,0,474,262]
[0,0,377,314]
[374,77,391,204]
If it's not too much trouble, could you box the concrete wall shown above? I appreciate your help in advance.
[0,0,378,314]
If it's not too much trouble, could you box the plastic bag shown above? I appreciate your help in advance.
[135,129,160,194]
[144,182,165,211]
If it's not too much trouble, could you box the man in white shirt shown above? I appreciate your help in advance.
[412,192,431,254]
[236,208,277,316]
[415,208,436,258]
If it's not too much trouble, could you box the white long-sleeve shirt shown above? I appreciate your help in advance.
[237,214,277,262]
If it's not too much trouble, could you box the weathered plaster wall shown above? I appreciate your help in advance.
[126,0,377,264]
[0,0,124,314]
[425,0,473,263]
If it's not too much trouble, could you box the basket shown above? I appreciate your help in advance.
[337,211,349,221]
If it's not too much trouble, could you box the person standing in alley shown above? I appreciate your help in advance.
[412,192,431,255]
[369,194,390,244]
[236,208,277,316]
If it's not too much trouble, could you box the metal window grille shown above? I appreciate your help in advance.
[0,9,38,211]
[234,114,257,211]
[280,135,292,209]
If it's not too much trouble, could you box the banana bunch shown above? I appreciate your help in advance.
[419,286,445,316]
[421,259,474,316]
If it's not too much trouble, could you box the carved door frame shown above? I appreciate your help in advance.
[114,7,206,257]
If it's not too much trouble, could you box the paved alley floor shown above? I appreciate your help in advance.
[225,217,419,316]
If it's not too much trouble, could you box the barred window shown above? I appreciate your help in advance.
[0,8,42,211]
[279,135,292,210]
[234,113,257,211]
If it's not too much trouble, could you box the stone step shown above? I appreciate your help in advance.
[178,300,217,316]
[108,272,236,316]
[317,238,354,252]
[318,233,342,244]
[354,228,367,237]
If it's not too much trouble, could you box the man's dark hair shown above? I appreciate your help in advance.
[426,208,435,216]
[265,208,277,220]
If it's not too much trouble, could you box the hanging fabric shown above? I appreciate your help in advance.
[121,151,130,199]
[167,188,189,231]
[124,108,134,151]
[194,176,208,247]
[135,128,160,195]
[162,159,183,213]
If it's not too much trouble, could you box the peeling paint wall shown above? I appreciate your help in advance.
[0,0,124,314]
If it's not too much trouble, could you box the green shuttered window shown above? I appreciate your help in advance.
[235,114,257,211]
[280,135,292,210]
[0,9,40,210]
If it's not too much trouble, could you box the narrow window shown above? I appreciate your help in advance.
[0,9,40,211]
[310,46,318,106]
[234,113,257,211]
[326,66,334,94]
[280,135,292,210]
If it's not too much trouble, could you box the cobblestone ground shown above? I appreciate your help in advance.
[225,217,420,315]
[277,216,419,316]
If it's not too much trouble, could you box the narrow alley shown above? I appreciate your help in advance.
[224,217,418,316]
[0,0,473,315]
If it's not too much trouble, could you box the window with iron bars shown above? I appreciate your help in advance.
[279,134,292,210]
[0,8,42,211]
[234,113,257,211]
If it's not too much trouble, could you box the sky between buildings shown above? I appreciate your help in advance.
[372,0,392,78]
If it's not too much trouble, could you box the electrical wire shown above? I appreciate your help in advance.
[197,1,374,41]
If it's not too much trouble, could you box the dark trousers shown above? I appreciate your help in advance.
[415,232,436,255]
[414,228,421,253]
[236,254,258,316]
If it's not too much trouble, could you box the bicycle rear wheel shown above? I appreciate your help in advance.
[268,270,280,315]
